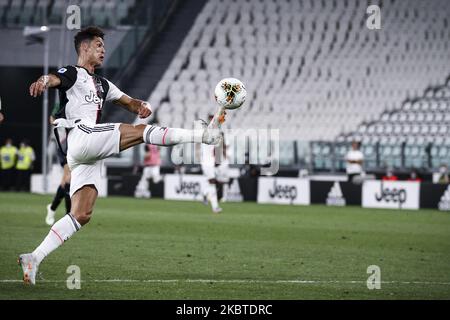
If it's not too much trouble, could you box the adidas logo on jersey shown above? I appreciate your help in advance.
[326,182,346,206]
[438,185,450,211]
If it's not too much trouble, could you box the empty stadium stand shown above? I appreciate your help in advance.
[142,0,449,144]
[333,75,450,171]
[3,0,448,172]
[103,0,208,124]
[0,0,136,27]
[132,0,449,172]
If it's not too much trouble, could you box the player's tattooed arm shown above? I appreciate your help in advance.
[29,74,61,97]
[115,95,152,119]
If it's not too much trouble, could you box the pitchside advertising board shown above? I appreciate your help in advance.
[164,174,208,201]
[420,182,450,211]
[438,184,450,211]
[257,177,310,205]
[362,180,420,210]
[164,174,244,202]
[310,181,362,206]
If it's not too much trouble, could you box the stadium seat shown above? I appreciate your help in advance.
[5,0,23,26]
[361,143,378,170]
[404,142,429,169]
[0,0,9,24]
[19,0,34,25]
[146,0,450,151]
[35,0,49,25]
[6,0,135,27]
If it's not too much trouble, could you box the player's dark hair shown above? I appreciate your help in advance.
[74,26,105,55]
[352,140,361,149]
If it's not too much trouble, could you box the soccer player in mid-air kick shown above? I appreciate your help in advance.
[18,26,225,285]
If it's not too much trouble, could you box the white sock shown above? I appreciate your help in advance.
[136,176,149,193]
[208,184,219,210]
[32,213,81,265]
[143,125,203,146]
[222,183,229,201]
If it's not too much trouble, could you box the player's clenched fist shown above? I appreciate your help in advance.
[138,101,152,119]
[29,74,61,97]
[29,76,49,97]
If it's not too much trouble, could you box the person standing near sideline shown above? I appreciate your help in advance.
[134,143,162,198]
[15,139,35,191]
[345,140,364,183]
[382,167,398,181]
[0,138,18,190]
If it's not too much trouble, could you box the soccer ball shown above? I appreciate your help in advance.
[214,78,246,110]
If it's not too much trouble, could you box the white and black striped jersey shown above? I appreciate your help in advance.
[50,65,124,124]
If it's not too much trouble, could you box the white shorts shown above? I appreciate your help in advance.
[142,166,162,183]
[66,122,121,197]
[202,163,230,183]
[215,162,230,183]
[201,164,216,180]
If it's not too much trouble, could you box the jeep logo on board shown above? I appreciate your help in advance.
[175,181,201,197]
[268,180,297,202]
[375,183,407,207]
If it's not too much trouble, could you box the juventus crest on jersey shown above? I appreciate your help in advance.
[51,65,124,124]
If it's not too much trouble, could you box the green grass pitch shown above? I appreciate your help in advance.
[1,192,449,299]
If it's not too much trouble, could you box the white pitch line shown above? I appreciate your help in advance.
[1,279,450,285]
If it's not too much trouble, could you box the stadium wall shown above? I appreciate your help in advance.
[31,171,450,211]
[115,174,450,212]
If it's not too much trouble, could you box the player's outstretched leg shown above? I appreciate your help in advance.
[119,107,226,152]
[142,106,224,146]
